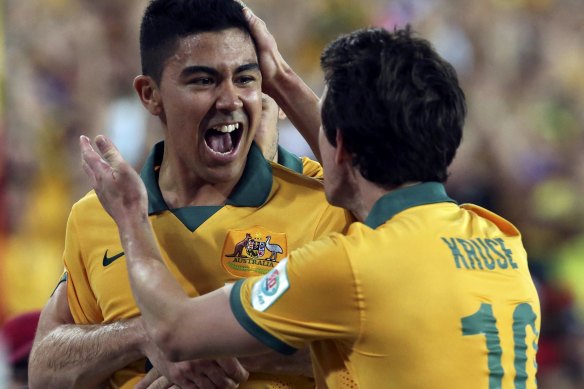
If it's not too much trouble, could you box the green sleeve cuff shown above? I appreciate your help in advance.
[229,279,298,355]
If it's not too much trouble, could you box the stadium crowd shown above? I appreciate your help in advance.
[1,0,583,387]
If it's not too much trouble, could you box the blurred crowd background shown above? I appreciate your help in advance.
[1,0,583,387]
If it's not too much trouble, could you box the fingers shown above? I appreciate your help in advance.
[243,7,266,40]
[80,134,136,185]
[216,357,249,384]
[80,135,106,188]
[95,134,124,170]
[140,375,174,389]
[166,359,247,389]
[135,367,162,389]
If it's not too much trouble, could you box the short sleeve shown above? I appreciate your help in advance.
[230,234,361,352]
[63,208,103,324]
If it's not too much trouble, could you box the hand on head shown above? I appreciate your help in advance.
[80,135,148,225]
[240,4,287,96]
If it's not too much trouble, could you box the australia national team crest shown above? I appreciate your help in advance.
[221,226,288,277]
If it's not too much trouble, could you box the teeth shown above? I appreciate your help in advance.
[214,123,239,133]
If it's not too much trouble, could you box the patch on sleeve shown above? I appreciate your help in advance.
[251,258,290,312]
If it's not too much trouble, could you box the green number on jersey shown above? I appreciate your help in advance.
[461,303,538,389]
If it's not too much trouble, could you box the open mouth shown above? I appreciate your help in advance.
[204,123,243,155]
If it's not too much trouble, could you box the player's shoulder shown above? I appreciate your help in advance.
[270,160,326,193]
[460,203,521,237]
[70,190,109,219]
[300,156,324,179]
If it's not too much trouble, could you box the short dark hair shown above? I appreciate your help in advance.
[140,0,251,83]
[320,27,466,187]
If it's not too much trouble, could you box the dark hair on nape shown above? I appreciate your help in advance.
[320,26,466,188]
[140,0,251,83]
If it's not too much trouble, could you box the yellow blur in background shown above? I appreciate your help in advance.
[1,0,584,387]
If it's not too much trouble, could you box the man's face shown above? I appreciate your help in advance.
[157,28,262,184]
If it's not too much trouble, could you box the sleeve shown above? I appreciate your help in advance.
[230,234,361,352]
[50,271,68,297]
[63,207,103,324]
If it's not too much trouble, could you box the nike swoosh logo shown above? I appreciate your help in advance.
[103,250,125,267]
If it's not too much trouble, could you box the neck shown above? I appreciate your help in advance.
[157,157,240,209]
[349,173,421,222]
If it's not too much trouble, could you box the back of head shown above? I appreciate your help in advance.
[320,27,466,188]
[140,0,250,83]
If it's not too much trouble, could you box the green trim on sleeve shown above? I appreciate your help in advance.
[50,272,68,297]
[230,279,298,355]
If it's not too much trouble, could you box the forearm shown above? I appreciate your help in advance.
[266,68,322,161]
[118,214,192,356]
[245,7,322,161]
[29,318,146,389]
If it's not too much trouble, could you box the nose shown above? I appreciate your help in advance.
[216,81,243,112]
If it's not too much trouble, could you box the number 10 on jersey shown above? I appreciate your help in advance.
[462,303,539,389]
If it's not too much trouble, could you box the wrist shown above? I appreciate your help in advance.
[133,317,151,356]
[264,63,296,104]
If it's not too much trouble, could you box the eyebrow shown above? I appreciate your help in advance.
[180,63,260,78]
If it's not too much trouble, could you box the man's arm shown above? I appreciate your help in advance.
[244,9,323,161]
[80,135,271,363]
[28,281,145,389]
[30,280,250,389]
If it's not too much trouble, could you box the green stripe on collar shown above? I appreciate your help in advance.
[364,182,457,229]
[276,145,303,174]
[171,206,221,232]
[226,143,273,206]
[140,141,273,216]
[140,141,166,215]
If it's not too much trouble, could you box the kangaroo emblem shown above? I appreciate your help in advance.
[226,233,252,257]
[265,235,283,261]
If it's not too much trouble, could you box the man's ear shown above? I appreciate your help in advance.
[334,129,351,165]
[133,75,162,115]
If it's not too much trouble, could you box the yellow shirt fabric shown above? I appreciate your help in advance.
[64,142,352,388]
[233,182,540,389]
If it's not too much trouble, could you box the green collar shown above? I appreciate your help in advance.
[140,141,273,216]
[277,145,303,174]
[364,182,457,229]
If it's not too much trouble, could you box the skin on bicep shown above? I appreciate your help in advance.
[34,281,74,343]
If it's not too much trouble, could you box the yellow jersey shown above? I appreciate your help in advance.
[232,182,540,388]
[64,142,352,388]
